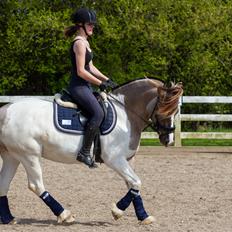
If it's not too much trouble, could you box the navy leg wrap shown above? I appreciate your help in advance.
[40,191,64,216]
[132,194,149,221]
[0,196,14,224]
[116,189,139,211]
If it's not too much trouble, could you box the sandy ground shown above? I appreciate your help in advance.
[1,146,232,232]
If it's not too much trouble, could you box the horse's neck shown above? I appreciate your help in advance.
[112,81,158,140]
[114,83,157,122]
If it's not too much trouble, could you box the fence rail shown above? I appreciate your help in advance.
[141,96,232,146]
[0,96,231,146]
[174,96,232,146]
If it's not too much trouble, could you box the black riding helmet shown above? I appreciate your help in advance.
[71,8,96,36]
[71,8,97,25]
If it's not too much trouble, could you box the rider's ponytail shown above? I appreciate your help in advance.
[64,25,80,38]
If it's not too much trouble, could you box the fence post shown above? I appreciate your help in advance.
[174,97,182,147]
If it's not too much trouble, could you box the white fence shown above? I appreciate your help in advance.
[0,96,231,147]
[176,96,232,146]
[142,96,232,146]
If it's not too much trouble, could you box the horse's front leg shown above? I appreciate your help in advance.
[106,157,155,225]
[20,154,75,224]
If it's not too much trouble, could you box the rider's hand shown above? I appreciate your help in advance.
[99,81,110,91]
[99,79,118,91]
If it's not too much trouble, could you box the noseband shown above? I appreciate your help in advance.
[154,120,176,135]
[148,102,176,135]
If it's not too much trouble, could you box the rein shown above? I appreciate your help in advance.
[106,92,175,134]
[107,93,155,129]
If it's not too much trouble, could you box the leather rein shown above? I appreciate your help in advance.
[107,93,175,135]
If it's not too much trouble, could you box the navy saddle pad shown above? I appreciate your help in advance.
[53,100,117,135]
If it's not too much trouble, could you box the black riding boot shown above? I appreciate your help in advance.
[76,124,99,168]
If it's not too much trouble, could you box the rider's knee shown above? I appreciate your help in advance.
[94,109,104,126]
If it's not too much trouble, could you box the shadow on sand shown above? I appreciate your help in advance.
[17,218,115,227]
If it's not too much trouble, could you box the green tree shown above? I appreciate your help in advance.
[0,0,232,97]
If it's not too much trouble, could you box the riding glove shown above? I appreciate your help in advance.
[99,79,118,91]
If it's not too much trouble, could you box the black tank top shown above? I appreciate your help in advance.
[68,39,93,87]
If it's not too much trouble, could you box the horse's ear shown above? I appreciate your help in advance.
[162,81,174,90]
[176,82,183,88]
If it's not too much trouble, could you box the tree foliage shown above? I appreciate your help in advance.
[0,0,232,96]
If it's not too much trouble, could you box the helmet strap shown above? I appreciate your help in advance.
[81,24,90,37]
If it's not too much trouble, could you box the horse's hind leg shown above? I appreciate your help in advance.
[0,154,19,224]
[20,155,75,224]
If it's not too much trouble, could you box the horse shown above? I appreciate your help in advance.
[0,78,183,225]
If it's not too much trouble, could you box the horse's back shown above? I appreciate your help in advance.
[9,97,51,114]
[8,98,52,114]
[0,99,53,153]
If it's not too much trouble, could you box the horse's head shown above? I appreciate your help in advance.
[150,82,183,146]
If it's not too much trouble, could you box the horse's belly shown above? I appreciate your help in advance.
[41,136,81,164]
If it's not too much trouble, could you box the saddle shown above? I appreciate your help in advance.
[53,89,117,163]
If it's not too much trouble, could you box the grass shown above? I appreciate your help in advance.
[141,127,232,146]
[140,139,161,146]
[140,138,232,146]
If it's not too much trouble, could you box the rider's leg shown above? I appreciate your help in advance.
[77,122,100,166]
[69,86,104,167]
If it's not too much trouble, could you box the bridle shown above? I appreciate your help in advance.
[148,102,176,136]
[107,93,176,135]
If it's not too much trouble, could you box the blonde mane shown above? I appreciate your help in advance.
[113,78,183,117]
[157,82,183,116]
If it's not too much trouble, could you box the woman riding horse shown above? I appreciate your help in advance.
[64,8,117,167]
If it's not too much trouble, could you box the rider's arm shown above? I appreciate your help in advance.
[89,61,109,82]
[74,40,102,86]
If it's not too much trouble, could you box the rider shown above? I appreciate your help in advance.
[64,8,117,167]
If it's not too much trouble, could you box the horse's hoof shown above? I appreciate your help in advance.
[0,217,19,225]
[140,215,155,225]
[9,218,19,225]
[111,203,124,220]
[57,209,75,224]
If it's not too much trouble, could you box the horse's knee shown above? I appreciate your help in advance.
[127,179,141,191]
[28,183,44,196]
[133,179,141,190]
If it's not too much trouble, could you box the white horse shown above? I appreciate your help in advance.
[0,78,182,225]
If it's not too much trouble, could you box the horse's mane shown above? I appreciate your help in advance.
[112,77,164,90]
[112,77,183,117]
[156,82,183,116]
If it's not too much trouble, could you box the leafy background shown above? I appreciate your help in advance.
[1,0,232,96]
[1,0,232,131]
